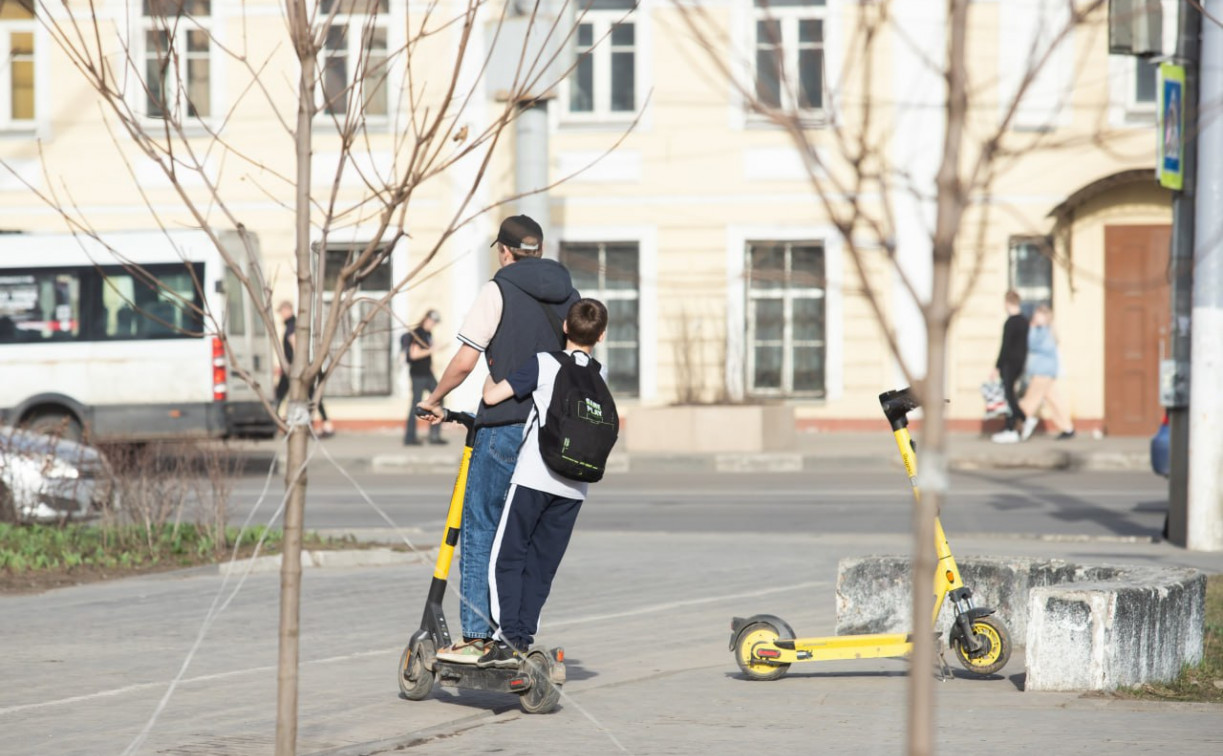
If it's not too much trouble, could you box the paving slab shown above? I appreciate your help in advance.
[1,532,1217,756]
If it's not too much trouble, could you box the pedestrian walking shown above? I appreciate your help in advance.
[990,291,1028,444]
[1019,304,1075,440]
[274,301,335,438]
[402,309,444,446]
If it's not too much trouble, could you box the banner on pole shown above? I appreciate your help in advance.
[1158,62,1186,191]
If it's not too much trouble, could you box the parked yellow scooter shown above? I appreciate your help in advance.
[730,387,1012,680]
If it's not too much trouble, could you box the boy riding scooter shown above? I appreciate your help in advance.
[477,298,618,668]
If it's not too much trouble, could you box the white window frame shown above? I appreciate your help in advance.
[561,2,642,124]
[726,225,842,402]
[134,0,218,123]
[743,240,827,398]
[749,0,828,122]
[556,224,658,401]
[0,0,38,131]
[558,240,641,397]
[1008,236,1053,317]
[315,0,392,126]
[311,229,408,399]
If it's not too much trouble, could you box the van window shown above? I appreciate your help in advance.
[99,263,205,339]
[0,271,80,343]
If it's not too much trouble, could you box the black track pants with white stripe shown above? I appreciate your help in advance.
[488,483,582,650]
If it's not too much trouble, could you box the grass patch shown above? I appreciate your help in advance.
[1111,574,1223,704]
[0,523,372,594]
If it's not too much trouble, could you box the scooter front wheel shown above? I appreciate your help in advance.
[734,621,790,681]
[398,642,434,701]
[952,615,1011,677]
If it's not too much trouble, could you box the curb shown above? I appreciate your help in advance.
[215,547,429,576]
[292,450,1150,474]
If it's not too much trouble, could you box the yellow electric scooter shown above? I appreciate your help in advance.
[398,408,565,713]
[730,387,1012,680]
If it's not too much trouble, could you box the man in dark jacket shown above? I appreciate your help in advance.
[418,215,579,663]
[991,290,1029,443]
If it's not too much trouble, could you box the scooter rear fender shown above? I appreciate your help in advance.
[730,614,797,651]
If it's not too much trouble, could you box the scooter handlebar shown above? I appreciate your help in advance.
[879,387,920,430]
[415,405,475,430]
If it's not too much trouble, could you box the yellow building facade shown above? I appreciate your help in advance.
[0,0,1173,435]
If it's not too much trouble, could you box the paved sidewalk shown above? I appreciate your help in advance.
[232,427,1153,475]
[2,532,1217,756]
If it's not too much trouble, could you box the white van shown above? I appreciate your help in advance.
[0,229,277,441]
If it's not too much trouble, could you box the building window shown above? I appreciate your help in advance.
[746,241,825,397]
[559,241,640,396]
[567,0,637,118]
[321,245,393,396]
[1134,57,1158,107]
[753,0,825,114]
[1008,237,1053,316]
[140,0,214,120]
[320,0,389,119]
[1,0,36,128]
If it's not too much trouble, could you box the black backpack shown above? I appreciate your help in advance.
[537,351,619,483]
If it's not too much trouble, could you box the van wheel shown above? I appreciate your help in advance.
[24,410,83,442]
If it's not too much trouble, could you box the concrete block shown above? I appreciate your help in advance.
[1026,568,1206,691]
[625,405,795,453]
[835,555,1206,692]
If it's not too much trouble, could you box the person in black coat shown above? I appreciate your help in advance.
[991,290,1028,443]
[402,309,444,445]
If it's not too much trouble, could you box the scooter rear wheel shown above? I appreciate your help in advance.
[398,642,434,701]
[518,651,561,714]
[952,615,1011,677]
[734,621,790,681]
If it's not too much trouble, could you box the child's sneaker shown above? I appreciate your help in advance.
[476,641,521,669]
[436,639,487,664]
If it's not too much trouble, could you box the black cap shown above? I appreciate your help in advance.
[491,215,543,252]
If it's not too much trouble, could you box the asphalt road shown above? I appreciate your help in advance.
[228,465,1171,542]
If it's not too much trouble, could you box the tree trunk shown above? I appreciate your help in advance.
[908,2,968,755]
[276,3,316,753]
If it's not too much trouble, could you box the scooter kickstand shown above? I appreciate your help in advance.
[936,638,952,682]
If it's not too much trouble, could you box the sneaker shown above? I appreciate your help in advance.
[476,641,521,669]
[1021,416,1039,441]
[991,430,1020,444]
[436,639,487,664]
[1056,430,1076,440]
[428,437,449,445]
[403,438,423,446]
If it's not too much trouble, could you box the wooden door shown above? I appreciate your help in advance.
[1104,225,1170,436]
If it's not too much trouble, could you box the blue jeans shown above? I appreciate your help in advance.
[459,423,524,639]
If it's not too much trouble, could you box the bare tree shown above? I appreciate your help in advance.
[1,1,629,752]
[670,1,1108,753]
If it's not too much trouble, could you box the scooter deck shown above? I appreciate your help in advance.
[433,660,535,694]
[761,632,914,664]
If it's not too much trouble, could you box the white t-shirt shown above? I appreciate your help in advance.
[506,350,608,500]
[456,281,503,352]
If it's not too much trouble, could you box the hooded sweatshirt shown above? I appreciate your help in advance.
[478,256,579,428]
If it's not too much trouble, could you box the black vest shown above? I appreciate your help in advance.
[477,258,579,428]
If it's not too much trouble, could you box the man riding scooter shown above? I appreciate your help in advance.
[417,215,579,663]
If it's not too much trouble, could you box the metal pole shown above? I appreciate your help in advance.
[1188,0,1223,551]
[515,99,550,252]
[1166,0,1201,546]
